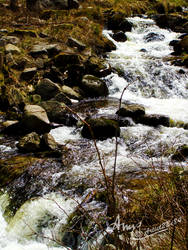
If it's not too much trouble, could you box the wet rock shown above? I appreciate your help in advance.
[5,44,21,54]
[0,156,38,187]
[144,32,165,42]
[0,36,20,46]
[137,114,170,127]
[35,78,61,100]
[172,145,188,161]
[153,14,187,33]
[112,31,127,42]
[172,35,188,55]
[95,37,116,54]
[106,11,133,32]
[41,133,59,151]
[116,104,145,119]
[51,92,72,105]
[67,37,86,51]
[85,56,111,78]
[22,104,51,134]
[62,85,82,100]
[29,44,61,58]
[41,100,77,125]
[20,67,37,81]
[81,75,109,98]
[81,117,120,140]
[178,35,188,53]
[17,132,41,152]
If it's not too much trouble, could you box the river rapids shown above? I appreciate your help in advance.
[0,16,188,249]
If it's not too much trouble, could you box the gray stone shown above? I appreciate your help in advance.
[22,104,51,134]
[62,85,82,100]
[29,44,61,58]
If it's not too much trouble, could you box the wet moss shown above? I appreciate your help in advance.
[0,156,38,187]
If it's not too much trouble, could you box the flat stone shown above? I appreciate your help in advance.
[5,44,21,54]
[20,67,37,81]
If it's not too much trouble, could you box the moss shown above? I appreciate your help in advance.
[0,156,38,187]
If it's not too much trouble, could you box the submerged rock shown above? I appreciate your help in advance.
[144,32,165,42]
[81,117,120,139]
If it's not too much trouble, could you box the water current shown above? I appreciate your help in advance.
[0,16,188,249]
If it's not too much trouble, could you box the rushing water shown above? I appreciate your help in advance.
[1,16,188,249]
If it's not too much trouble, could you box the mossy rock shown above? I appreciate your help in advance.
[116,104,145,118]
[81,74,109,98]
[17,132,41,153]
[0,156,38,187]
[179,35,188,53]
[9,30,37,38]
[53,53,81,69]
[40,100,77,125]
[81,117,120,140]
[172,145,188,161]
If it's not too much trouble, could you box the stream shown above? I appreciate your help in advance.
[0,16,188,249]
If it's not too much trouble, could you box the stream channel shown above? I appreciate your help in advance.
[0,16,188,249]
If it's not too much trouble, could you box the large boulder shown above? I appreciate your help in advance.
[62,85,82,100]
[17,132,41,152]
[35,78,61,100]
[53,52,81,70]
[22,104,51,134]
[106,11,133,32]
[112,31,127,42]
[143,32,165,42]
[40,100,77,125]
[116,104,145,119]
[81,117,120,140]
[153,14,187,33]
[137,114,170,127]
[80,75,109,98]
[29,44,61,58]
